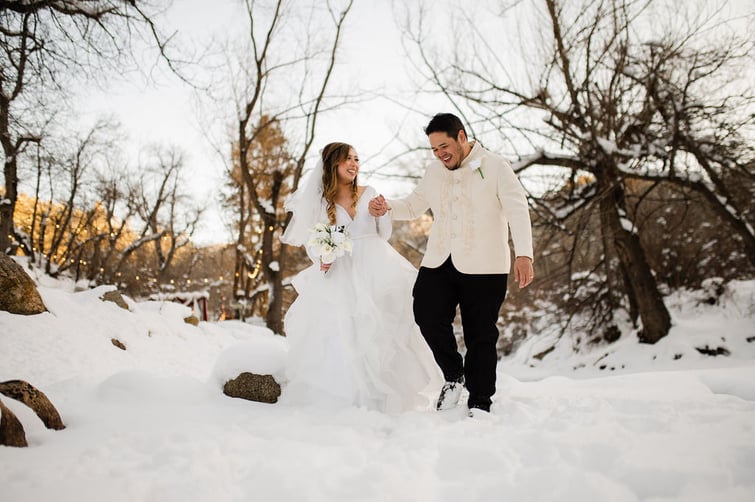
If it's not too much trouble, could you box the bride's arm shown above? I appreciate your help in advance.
[366,185,392,240]
[375,212,392,240]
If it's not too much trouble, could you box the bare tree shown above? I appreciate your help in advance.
[13,124,202,291]
[225,0,355,334]
[84,161,136,282]
[225,117,296,320]
[0,0,175,253]
[111,145,202,287]
[7,119,116,276]
[41,121,115,275]
[399,0,754,343]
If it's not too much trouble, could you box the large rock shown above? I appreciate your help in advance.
[223,372,281,404]
[100,289,129,310]
[0,253,47,315]
[0,396,28,447]
[0,380,65,430]
[0,380,66,448]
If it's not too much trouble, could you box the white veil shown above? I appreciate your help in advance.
[280,157,325,247]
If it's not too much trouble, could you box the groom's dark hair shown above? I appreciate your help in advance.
[424,113,466,139]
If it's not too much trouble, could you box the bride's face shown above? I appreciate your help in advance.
[336,148,359,184]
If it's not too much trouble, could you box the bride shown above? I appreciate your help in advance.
[280,142,441,413]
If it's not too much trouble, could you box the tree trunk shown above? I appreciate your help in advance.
[599,179,671,344]
[267,276,284,335]
[0,139,18,254]
[0,188,15,253]
[263,228,287,335]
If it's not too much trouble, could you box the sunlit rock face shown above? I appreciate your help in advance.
[0,254,47,315]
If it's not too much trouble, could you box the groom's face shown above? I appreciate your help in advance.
[428,131,466,170]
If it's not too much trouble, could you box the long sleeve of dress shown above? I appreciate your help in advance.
[375,212,392,240]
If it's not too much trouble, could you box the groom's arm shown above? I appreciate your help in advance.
[495,156,535,287]
[386,176,431,221]
[496,158,534,261]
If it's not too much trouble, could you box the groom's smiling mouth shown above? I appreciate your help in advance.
[440,154,457,169]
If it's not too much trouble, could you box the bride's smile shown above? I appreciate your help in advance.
[337,150,359,182]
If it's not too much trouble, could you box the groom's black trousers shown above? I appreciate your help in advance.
[412,256,508,410]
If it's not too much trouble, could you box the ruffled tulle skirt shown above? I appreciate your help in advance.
[282,235,442,413]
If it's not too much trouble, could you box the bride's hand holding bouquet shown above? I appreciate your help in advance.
[307,223,352,273]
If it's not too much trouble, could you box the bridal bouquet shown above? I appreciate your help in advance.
[307,222,353,265]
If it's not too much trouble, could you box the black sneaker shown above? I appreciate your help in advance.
[436,376,465,411]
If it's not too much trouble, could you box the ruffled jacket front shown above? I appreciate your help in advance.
[387,141,533,274]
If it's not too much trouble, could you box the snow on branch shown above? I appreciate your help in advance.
[513,150,585,172]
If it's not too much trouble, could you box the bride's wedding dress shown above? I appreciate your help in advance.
[282,186,441,413]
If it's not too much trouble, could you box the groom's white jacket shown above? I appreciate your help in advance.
[387,141,533,274]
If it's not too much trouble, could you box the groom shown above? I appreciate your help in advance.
[369,113,534,416]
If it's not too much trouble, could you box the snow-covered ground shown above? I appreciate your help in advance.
[1,266,754,502]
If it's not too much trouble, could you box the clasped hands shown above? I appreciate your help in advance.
[368,194,534,289]
[368,195,389,217]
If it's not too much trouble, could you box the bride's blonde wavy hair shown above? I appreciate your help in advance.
[321,142,358,225]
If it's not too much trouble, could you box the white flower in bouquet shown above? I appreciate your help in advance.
[307,223,352,265]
